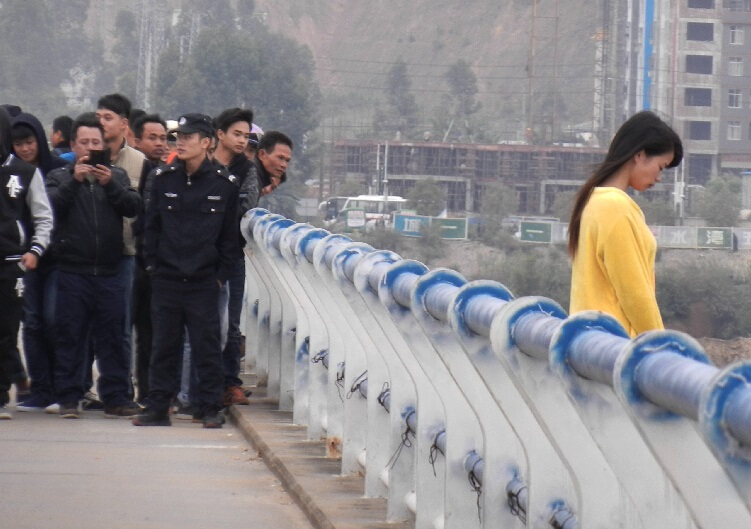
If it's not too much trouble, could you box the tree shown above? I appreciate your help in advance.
[337,179,368,197]
[379,57,418,137]
[633,195,677,226]
[0,0,91,119]
[152,22,321,183]
[406,178,446,216]
[478,182,520,248]
[113,9,139,98]
[693,175,741,227]
[444,59,480,120]
[549,190,576,222]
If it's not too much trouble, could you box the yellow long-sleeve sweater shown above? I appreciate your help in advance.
[570,187,663,337]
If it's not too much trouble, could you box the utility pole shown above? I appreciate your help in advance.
[527,0,561,143]
[526,0,538,143]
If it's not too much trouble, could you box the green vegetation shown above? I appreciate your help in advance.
[692,175,742,227]
[406,178,446,216]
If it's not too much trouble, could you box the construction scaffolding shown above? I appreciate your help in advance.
[326,140,607,215]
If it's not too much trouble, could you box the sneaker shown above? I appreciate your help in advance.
[16,394,53,412]
[172,402,196,421]
[0,405,12,420]
[59,402,80,419]
[132,408,171,427]
[81,391,104,411]
[224,386,250,406]
[45,403,60,414]
[202,410,224,429]
[104,402,142,418]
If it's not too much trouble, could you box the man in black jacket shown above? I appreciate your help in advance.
[46,113,142,419]
[212,107,254,406]
[0,107,53,419]
[134,113,239,429]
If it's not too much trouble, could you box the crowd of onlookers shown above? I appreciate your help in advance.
[0,94,293,428]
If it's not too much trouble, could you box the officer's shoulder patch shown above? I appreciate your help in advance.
[216,167,238,185]
[156,164,177,176]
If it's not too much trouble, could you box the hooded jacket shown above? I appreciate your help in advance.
[0,108,53,263]
[11,112,67,177]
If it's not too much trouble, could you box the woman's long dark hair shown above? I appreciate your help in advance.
[567,111,683,257]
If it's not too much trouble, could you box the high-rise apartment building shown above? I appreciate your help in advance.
[648,0,751,194]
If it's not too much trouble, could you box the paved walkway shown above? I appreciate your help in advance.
[0,406,314,529]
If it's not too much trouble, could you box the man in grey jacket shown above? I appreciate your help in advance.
[0,107,53,419]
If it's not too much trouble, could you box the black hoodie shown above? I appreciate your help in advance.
[11,112,67,177]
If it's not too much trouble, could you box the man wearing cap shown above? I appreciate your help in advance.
[134,113,240,429]
[244,123,263,161]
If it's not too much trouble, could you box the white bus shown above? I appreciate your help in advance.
[331,194,409,228]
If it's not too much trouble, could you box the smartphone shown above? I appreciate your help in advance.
[85,148,111,166]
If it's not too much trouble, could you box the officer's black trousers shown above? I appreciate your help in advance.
[147,277,223,415]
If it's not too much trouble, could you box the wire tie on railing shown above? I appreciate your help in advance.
[377,383,390,410]
[335,362,346,401]
[311,350,328,365]
[507,482,528,524]
[550,510,576,529]
[468,459,483,522]
[428,429,445,477]
[387,409,415,469]
[346,370,368,399]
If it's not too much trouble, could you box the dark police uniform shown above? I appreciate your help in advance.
[143,155,240,419]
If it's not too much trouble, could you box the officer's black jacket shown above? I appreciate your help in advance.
[143,156,240,284]
[46,163,141,276]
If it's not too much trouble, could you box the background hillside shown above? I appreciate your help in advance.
[253,0,600,143]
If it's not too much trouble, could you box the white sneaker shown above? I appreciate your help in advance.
[0,405,12,420]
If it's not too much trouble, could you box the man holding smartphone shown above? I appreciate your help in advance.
[45,113,142,419]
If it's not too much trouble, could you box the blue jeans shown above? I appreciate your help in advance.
[119,255,136,394]
[54,271,130,407]
[223,256,245,387]
[21,265,58,402]
[83,255,136,395]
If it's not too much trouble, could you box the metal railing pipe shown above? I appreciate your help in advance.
[725,386,751,448]
[424,282,458,322]
[463,294,506,336]
[569,331,629,386]
[634,352,718,420]
[512,311,563,361]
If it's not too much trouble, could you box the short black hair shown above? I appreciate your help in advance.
[52,115,73,143]
[97,93,132,118]
[10,124,35,142]
[214,107,253,133]
[71,112,105,142]
[133,113,168,139]
[257,130,293,154]
[129,108,146,132]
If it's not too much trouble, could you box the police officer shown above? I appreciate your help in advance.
[133,113,240,428]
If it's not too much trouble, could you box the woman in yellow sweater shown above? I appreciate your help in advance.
[568,111,683,337]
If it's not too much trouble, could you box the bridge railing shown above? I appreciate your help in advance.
[240,208,751,529]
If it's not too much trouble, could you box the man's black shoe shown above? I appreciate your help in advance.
[202,410,224,429]
[132,408,171,427]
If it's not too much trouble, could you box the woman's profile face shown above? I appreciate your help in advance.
[629,150,675,192]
